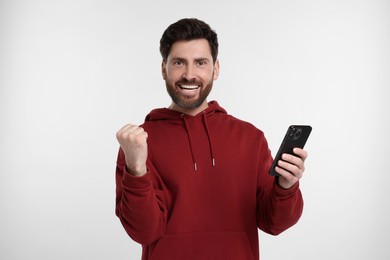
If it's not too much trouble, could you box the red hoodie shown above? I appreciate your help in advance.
[115,101,303,260]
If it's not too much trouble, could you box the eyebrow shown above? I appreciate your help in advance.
[194,58,210,62]
[171,57,211,63]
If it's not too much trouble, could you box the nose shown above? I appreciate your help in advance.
[183,64,196,81]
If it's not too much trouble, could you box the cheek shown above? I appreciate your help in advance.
[196,68,214,79]
[165,68,182,81]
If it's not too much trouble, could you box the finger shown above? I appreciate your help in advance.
[125,127,148,144]
[277,159,302,177]
[293,148,308,161]
[281,153,304,168]
[116,125,143,143]
[120,125,145,137]
[275,166,298,181]
[127,126,145,136]
[117,124,136,135]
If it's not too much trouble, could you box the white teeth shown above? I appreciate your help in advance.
[180,85,199,89]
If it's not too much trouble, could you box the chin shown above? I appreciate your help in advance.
[166,81,213,110]
[175,98,205,110]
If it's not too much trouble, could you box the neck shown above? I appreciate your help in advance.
[169,101,209,116]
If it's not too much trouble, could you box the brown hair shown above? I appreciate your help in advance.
[159,18,219,63]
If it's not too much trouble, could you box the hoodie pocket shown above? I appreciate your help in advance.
[150,230,254,260]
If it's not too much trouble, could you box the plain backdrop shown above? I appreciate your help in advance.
[1,0,389,259]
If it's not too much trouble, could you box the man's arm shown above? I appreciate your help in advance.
[115,153,169,244]
[257,179,304,235]
[257,138,306,235]
[115,124,169,244]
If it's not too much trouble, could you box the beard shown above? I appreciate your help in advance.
[165,78,213,110]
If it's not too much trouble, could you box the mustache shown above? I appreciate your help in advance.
[176,79,202,86]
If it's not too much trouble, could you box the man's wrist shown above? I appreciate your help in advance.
[125,164,147,177]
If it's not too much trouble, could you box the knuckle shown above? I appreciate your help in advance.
[116,131,125,140]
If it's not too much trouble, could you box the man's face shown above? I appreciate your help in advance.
[162,39,219,111]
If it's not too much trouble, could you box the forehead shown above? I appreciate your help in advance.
[168,39,212,60]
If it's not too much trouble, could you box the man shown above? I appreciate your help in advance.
[115,18,308,260]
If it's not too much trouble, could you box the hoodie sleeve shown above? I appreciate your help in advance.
[115,148,170,245]
[256,135,304,235]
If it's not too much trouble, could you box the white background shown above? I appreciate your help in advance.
[1,0,389,259]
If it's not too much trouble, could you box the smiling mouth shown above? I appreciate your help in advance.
[178,84,201,90]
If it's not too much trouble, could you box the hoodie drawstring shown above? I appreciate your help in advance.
[182,115,198,171]
[181,113,216,172]
[202,112,216,167]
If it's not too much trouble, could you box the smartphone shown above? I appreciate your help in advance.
[269,125,312,177]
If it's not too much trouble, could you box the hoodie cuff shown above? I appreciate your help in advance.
[273,179,300,199]
[121,166,152,188]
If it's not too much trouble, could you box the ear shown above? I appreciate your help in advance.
[213,59,220,80]
[161,61,167,80]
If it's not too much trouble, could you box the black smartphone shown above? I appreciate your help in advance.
[269,125,312,177]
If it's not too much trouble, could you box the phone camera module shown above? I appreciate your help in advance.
[289,127,302,140]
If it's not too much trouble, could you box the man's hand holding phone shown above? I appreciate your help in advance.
[269,125,312,189]
[275,148,308,189]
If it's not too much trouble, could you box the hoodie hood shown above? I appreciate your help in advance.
[145,101,227,122]
[144,101,227,172]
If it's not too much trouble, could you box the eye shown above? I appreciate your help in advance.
[197,60,207,66]
[173,60,183,66]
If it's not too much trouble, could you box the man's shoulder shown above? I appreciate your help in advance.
[215,112,265,136]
